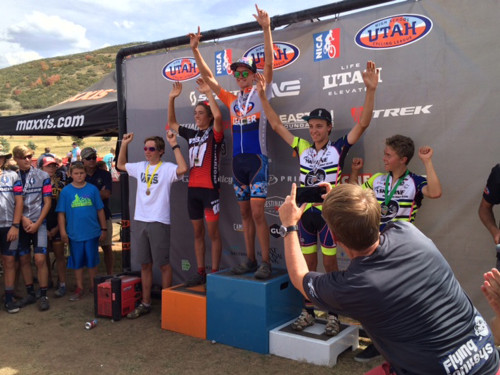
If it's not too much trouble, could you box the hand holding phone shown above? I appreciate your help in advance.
[295,186,327,205]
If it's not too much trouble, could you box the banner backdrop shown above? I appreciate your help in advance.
[124,1,500,316]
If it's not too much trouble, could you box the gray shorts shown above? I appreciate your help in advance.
[132,220,170,267]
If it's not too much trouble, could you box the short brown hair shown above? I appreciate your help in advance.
[322,184,380,251]
[69,162,85,174]
[144,136,165,157]
[386,135,414,164]
[12,145,32,159]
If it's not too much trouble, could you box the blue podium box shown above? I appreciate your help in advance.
[207,268,303,354]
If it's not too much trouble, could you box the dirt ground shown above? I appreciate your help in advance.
[0,229,383,375]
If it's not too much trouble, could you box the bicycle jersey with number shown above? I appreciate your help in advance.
[18,167,52,222]
[178,126,223,189]
[364,171,427,230]
[0,170,22,227]
[292,136,351,187]
[218,84,272,157]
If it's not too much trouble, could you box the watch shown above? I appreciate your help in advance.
[279,225,298,238]
[11,223,20,229]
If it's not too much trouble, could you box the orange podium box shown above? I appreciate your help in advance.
[161,284,206,339]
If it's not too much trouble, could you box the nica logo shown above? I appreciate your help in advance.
[314,28,341,62]
[355,14,432,49]
[162,57,200,82]
[215,49,233,77]
[243,42,299,71]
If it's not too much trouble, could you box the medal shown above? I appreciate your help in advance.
[145,161,162,196]
[146,189,151,196]
[381,204,389,215]
[194,158,199,164]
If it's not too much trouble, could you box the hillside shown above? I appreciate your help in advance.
[0,43,142,117]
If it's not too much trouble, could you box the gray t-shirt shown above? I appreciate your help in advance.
[303,221,499,375]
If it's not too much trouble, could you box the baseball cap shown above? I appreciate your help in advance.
[42,156,57,167]
[302,108,332,124]
[0,145,12,159]
[81,147,97,159]
[230,57,257,73]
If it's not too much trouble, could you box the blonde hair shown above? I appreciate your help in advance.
[322,184,380,251]
[12,145,32,159]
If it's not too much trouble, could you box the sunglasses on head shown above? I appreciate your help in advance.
[233,71,250,79]
[84,156,97,161]
[144,147,157,152]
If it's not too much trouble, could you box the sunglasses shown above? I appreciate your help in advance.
[144,147,157,152]
[22,154,33,160]
[84,156,97,161]
[233,71,250,79]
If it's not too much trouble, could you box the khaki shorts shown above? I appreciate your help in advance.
[99,218,113,247]
[132,220,170,266]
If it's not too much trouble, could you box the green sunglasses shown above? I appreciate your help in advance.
[233,71,250,79]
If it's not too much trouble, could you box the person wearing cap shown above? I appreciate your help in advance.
[41,156,67,297]
[12,145,52,311]
[36,147,55,169]
[80,147,114,275]
[0,146,23,313]
[189,5,275,279]
[255,61,379,336]
[117,131,188,319]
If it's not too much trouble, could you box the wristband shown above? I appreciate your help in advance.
[172,145,180,151]
[101,228,107,231]
[11,223,20,229]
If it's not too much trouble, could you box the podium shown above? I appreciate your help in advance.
[206,268,303,354]
[161,284,206,339]
[270,318,359,366]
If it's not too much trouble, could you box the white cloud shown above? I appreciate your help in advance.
[5,11,91,55]
[0,41,42,68]
[114,20,135,30]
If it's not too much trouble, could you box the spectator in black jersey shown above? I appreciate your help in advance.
[168,78,223,286]
[479,164,500,267]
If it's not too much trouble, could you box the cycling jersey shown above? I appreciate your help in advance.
[0,170,22,227]
[18,167,51,222]
[178,126,223,189]
[218,83,272,157]
[364,171,428,230]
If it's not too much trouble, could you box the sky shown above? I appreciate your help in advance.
[0,0,338,69]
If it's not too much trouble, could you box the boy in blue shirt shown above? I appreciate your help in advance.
[56,162,106,301]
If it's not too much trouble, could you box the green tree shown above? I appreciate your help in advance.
[71,136,84,147]
[0,137,10,152]
[102,136,112,142]
[27,140,38,151]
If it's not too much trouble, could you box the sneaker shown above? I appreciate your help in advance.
[185,273,206,287]
[354,344,381,363]
[38,296,50,311]
[324,314,340,336]
[4,301,21,314]
[54,285,67,298]
[231,259,258,275]
[126,303,152,319]
[69,288,84,302]
[291,309,315,331]
[19,294,36,307]
[254,262,272,279]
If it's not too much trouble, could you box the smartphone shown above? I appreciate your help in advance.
[296,186,327,205]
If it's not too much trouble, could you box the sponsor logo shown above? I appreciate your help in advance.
[351,107,363,124]
[218,175,233,185]
[355,14,433,50]
[314,28,341,61]
[272,80,301,97]
[60,89,116,104]
[281,110,334,130]
[372,105,432,118]
[215,49,233,77]
[233,223,244,232]
[268,175,278,186]
[323,64,383,93]
[162,57,199,82]
[270,224,281,238]
[16,115,85,131]
[264,196,285,217]
[340,174,371,185]
[243,42,300,70]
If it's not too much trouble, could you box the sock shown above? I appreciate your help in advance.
[40,287,48,297]
[142,301,151,307]
[211,268,218,273]
[5,288,14,304]
[26,284,35,296]
[197,267,206,276]
[305,300,315,316]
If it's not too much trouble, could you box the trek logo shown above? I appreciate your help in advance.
[162,57,199,82]
[264,196,285,217]
[215,49,233,77]
[314,28,341,62]
[372,105,432,118]
[355,14,433,49]
[243,42,299,70]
